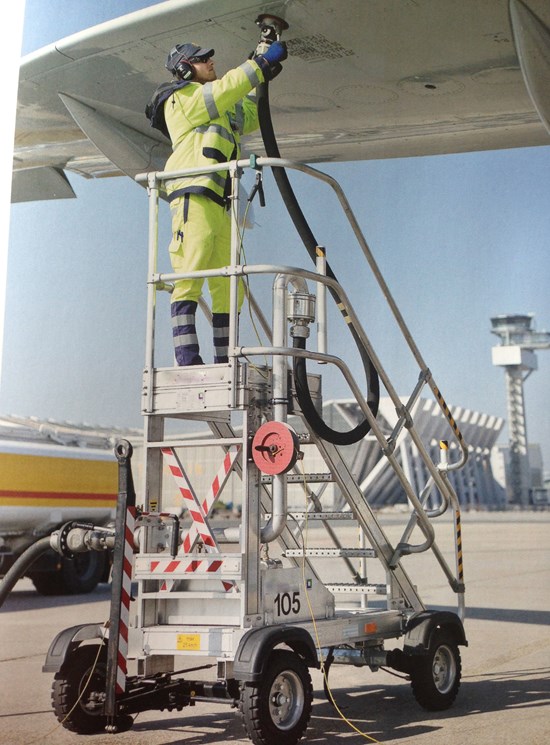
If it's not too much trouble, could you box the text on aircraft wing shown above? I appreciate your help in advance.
[12,0,550,202]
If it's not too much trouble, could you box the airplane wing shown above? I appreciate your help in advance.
[12,0,550,202]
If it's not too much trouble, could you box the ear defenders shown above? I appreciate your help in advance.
[165,46,195,81]
[174,58,194,81]
[166,44,214,81]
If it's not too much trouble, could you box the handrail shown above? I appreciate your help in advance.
[154,259,467,476]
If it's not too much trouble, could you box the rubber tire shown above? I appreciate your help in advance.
[51,644,133,734]
[31,551,107,596]
[410,630,462,711]
[52,644,108,733]
[239,650,313,745]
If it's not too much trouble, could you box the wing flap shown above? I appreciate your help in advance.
[11,166,76,203]
[59,93,170,178]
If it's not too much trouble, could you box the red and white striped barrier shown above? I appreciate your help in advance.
[203,446,240,514]
[116,504,135,695]
[180,445,240,553]
[135,555,241,578]
[161,447,218,552]
[159,446,240,592]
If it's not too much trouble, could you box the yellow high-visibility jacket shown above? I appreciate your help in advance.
[163,59,265,207]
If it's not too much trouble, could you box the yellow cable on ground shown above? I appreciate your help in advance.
[299,461,381,744]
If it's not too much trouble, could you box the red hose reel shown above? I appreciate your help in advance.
[251,421,302,475]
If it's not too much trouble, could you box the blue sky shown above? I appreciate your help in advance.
[2,1,550,472]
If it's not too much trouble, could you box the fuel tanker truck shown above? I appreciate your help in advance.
[0,415,141,595]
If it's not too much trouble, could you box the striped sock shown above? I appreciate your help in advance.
[171,300,203,366]
[212,313,230,364]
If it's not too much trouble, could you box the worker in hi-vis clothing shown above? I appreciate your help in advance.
[146,40,287,365]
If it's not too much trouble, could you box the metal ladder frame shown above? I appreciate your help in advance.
[133,155,468,663]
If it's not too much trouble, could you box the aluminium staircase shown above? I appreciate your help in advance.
[131,155,467,664]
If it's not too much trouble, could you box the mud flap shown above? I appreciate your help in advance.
[404,610,468,654]
[42,623,105,673]
[233,625,319,683]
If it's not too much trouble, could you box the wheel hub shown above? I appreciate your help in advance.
[268,671,304,730]
[272,691,290,707]
[432,644,457,694]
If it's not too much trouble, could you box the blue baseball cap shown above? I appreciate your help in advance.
[165,43,214,74]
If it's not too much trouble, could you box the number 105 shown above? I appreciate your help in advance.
[274,591,301,616]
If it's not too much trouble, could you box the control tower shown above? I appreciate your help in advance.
[491,314,550,507]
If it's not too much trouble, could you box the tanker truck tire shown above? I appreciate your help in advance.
[30,551,107,596]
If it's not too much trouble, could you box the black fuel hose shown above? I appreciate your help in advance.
[257,80,379,445]
[0,536,51,608]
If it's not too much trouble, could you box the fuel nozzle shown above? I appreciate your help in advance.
[255,14,289,55]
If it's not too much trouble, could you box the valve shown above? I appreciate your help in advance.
[255,13,289,55]
[50,520,116,556]
[252,421,302,475]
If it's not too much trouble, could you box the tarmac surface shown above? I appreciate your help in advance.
[1,512,549,745]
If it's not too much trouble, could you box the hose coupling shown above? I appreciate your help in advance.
[288,290,316,339]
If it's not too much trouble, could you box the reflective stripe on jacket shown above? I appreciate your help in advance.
[164,59,264,207]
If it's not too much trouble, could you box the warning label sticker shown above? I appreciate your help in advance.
[176,633,201,651]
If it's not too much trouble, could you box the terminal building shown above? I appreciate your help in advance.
[286,398,508,512]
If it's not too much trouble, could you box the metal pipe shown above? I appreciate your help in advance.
[316,246,327,356]
[393,440,452,557]
[144,174,160,412]
[228,165,242,407]
[261,274,309,543]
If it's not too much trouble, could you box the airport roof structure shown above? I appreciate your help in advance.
[290,398,505,510]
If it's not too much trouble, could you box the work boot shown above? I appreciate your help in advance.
[171,300,204,366]
[213,313,230,364]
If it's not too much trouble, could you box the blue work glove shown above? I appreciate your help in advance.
[253,41,287,81]
[262,41,288,64]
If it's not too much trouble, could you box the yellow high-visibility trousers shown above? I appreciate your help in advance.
[168,193,245,313]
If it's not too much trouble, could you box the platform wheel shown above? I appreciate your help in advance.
[51,644,132,734]
[239,649,313,745]
[410,629,462,711]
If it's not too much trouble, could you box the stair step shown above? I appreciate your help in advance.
[325,583,388,595]
[140,590,240,600]
[261,472,333,484]
[287,511,357,521]
[284,547,377,558]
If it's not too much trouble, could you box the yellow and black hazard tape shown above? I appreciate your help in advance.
[433,384,465,446]
[336,301,352,325]
[455,508,464,583]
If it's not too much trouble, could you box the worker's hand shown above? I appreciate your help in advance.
[262,41,287,64]
[253,41,287,81]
